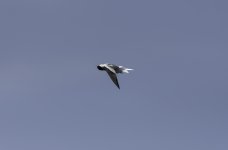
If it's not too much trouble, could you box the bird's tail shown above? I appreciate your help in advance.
[119,66,134,73]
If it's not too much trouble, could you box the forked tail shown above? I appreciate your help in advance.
[119,66,134,73]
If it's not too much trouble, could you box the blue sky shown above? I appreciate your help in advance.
[0,0,228,150]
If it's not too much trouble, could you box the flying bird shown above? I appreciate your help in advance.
[97,63,133,89]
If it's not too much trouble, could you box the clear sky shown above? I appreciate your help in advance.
[0,0,227,150]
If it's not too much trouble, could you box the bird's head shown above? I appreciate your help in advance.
[97,65,104,70]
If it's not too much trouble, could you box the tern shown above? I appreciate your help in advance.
[97,63,133,89]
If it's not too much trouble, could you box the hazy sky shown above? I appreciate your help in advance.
[0,0,228,150]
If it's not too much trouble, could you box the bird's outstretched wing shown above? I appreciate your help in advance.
[104,64,116,74]
[105,69,120,89]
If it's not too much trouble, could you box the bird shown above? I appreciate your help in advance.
[97,63,133,89]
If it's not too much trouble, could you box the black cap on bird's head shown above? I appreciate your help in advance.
[97,65,104,70]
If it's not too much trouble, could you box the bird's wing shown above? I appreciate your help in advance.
[105,69,120,89]
[104,64,116,74]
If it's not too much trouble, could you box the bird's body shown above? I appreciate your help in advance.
[97,63,133,89]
